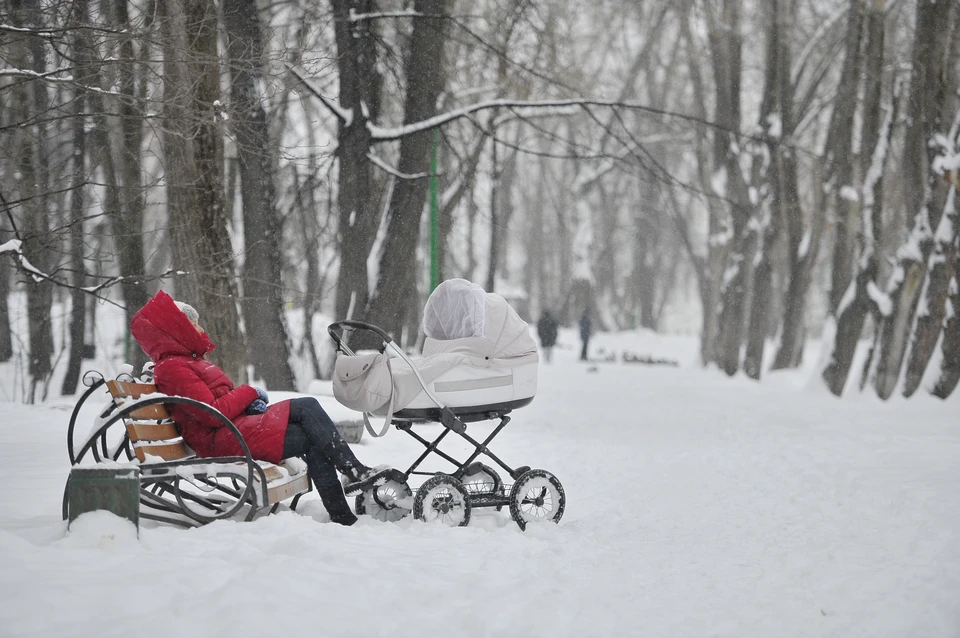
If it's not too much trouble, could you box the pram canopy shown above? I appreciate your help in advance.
[333,279,538,417]
[392,279,539,412]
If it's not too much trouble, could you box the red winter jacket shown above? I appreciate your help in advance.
[130,290,290,463]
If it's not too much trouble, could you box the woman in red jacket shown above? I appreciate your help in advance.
[130,290,391,525]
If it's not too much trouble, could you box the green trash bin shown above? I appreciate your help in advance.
[67,466,141,531]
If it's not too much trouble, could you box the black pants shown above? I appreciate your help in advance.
[282,397,361,520]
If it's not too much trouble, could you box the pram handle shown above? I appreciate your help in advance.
[327,320,393,354]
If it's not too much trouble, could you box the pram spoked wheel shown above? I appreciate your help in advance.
[509,469,565,531]
[414,475,471,527]
[355,478,413,522]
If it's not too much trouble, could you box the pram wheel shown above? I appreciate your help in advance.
[414,475,472,527]
[509,469,565,531]
[355,479,412,523]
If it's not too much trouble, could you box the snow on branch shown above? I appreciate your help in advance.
[369,98,679,142]
[0,67,124,97]
[285,64,352,125]
[0,238,182,308]
[0,239,46,283]
[348,9,422,22]
[366,152,431,180]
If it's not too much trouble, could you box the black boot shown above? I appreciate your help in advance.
[317,482,358,526]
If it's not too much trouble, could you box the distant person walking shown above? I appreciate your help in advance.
[579,309,592,361]
[537,310,559,363]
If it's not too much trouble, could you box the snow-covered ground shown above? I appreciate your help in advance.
[1,328,958,637]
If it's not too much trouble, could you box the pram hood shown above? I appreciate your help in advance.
[421,279,537,361]
[334,279,537,417]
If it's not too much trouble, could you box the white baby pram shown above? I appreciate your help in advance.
[328,279,565,529]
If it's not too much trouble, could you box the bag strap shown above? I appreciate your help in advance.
[362,356,395,438]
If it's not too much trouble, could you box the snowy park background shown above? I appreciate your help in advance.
[1,296,958,638]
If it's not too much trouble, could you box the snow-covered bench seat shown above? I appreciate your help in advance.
[63,376,311,528]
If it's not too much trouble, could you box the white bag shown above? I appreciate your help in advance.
[332,352,393,413]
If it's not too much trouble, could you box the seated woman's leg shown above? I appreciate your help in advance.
[285,397,397,497]
[282,417,357,525]
[285,397,365,477]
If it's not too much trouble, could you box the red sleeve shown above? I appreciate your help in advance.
[156,360,259,427]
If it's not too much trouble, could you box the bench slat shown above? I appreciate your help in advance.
[133,441,193,463]
[126,421,180,442]
[106,380,160,399]
[126,404,170,420]
[267,473,311,505]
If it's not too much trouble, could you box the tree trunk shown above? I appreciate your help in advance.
[160,0,247,382]
[818,0,874,394]
[902,15,960,397]
[224,0,296,390]
[331,0,383,322]
[873,0,957,398]
[62,0,91,396]
[742,0,781,380]
[707,0,757,376]
[486,135,501,293]
[11,0,55,402]
[0,237,10,361]
[931,265,960,398]
[821,1,867,319]
[364,0,451,339]
[438,133,486,284]
[680,0,722,365]
[112,0,152,371]
[903,181,959,397]
[822,34,894,394]
[769,0,825,372]
[487,137,520,294]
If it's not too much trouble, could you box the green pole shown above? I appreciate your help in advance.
[429,128,440,292]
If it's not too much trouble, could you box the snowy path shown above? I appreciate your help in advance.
[1,345,958,637]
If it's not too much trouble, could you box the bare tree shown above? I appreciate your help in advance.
[872,0,958,399]
[822,0,891,396]
[363,0,453,340]
[62,0,92,396]
[223,0,296,390]
[159,0,247,382]
[8,0,56,402]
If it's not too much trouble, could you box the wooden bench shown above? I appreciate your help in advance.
[64,372,311,527]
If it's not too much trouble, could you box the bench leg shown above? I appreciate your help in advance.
[289,492,304,512]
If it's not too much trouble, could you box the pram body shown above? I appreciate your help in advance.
[329,279,565,529]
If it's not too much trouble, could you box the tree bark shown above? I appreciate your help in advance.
[62,0,92,396]
[903,180,959,397]
[363,0,451,340]
[742,0,781,380]
[111,0,152,371]
[768,0,828,372]
[931,265,960,398]
[902,13,960,397]
[0,237,9,361]
[487,143,518,293]
[707,0,757,376]
[11,0,55,402]
[331,0,383,322]
[159,0,247,382]
[224,0,296,390]
[873,0,957,398]
[822,6,893,395]
[680,1,722,365]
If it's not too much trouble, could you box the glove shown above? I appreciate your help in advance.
[245,399,268,415]
[255,387,269,404]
